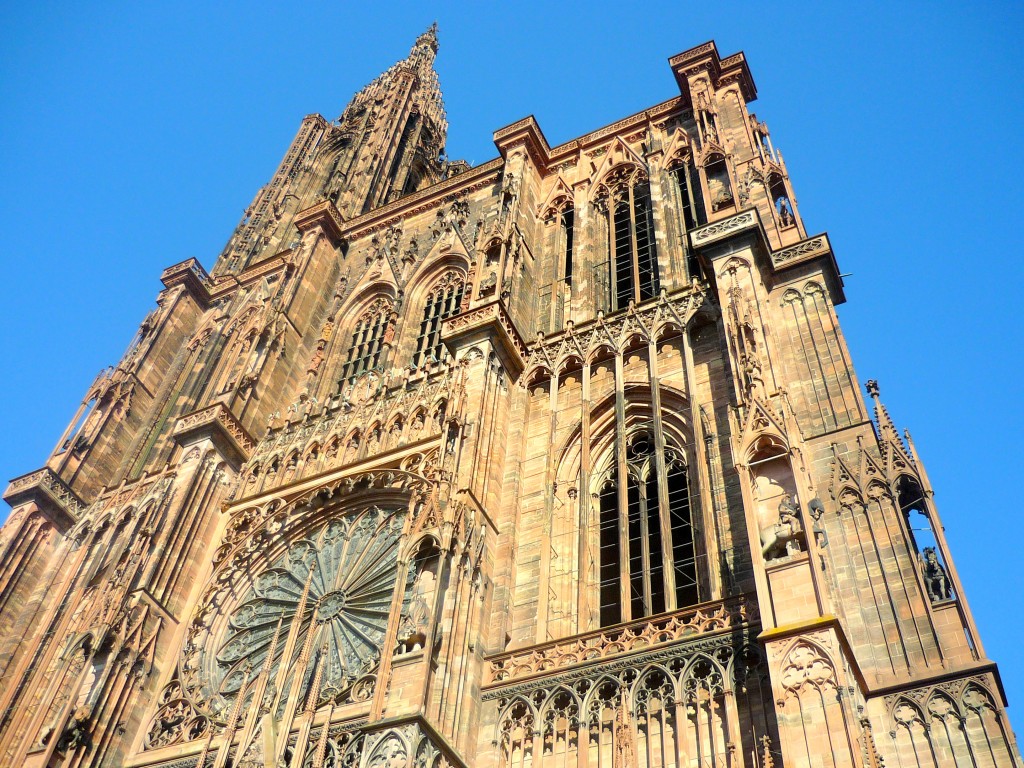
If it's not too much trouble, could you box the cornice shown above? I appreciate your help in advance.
[441,300,527,377]
[3,467,83,530]
[172,403,255,468]
[294,199,345,243]
[668,40,757,103]
[160,258,211,306]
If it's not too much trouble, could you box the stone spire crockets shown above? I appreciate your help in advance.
[329,23,448,215]
[213,25,448,274]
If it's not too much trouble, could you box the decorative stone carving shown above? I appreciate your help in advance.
[921,547,951,602]
[779,642,836,695]
[485,596,752,685]
[760,495,804,561]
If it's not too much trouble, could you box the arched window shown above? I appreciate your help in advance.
[339,298,392,386]
[598,432,698,627]
[412,272,465,368]
[599,167,660,311]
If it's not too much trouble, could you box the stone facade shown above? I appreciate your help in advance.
[0,28,1019,768]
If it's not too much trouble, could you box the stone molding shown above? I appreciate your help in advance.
[689,209,759,248]
[160,258,212,304]
[521,284,710,381]
[771,234,832,269]
[293,199,345,242]
[441,300,527,377]
[485,595,754,688]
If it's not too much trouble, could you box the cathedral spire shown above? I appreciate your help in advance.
[326,24,448,215]
[409,21,439,69]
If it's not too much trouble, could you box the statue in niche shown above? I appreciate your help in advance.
[921,547,951,602]
[478,271,497,297]
[760,495,804,561]
[777,198,794,227]
[58,707,91,753]
[397,552,438,654]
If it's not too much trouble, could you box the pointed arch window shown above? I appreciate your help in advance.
[599,167,660,311]
[598,432,698,627]
[412,272,465,368]
[339,298,392,385]
[670,155,707,280]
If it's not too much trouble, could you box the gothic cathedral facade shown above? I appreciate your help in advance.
[0,27,1018,768]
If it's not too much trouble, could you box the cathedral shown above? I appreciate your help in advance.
[1,26,1019,768]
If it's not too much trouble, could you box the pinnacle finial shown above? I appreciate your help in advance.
[414,22,439,55]
[866,379,899,441]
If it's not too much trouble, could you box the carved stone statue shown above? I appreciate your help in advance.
[760,495,804,561]
[921,547,951,602]
[58,707,91,752]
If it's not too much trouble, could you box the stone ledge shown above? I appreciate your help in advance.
[172,403,255,468]
[442,300,527,377]
[293,199,345,243]
[689,208,760,248]
[771,233,833,269]
[3,467,83,531]
[160,258,212,305]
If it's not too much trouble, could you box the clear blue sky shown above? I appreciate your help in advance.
[2,0,1022,732]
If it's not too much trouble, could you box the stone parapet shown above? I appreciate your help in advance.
[171,403,255,467]
[3,467,83,530]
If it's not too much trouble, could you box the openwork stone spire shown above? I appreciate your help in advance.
[339,23,447,142]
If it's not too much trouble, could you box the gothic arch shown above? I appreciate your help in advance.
[404,251,470,307]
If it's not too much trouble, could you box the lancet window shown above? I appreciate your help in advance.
[598,431,698,627]
[669,156,706,279]
[897,475,954,604]
[598,166,660,311]
[561,207,575,286]
[412,272,465,368]
[339,298,392,385]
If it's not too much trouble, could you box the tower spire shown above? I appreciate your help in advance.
[325,25,448,215]
[865,379,899,443]
[409,21,439,68]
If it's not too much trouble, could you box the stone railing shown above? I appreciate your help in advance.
[244,365,464,478]
[689,209,759,248]
[484,595,754,687]
[771,233,832,269]
[520,284,709,381]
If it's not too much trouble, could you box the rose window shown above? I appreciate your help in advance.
[209,507,407,707]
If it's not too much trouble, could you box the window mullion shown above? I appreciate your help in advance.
[638,476,653,616]
[630,186,642,305]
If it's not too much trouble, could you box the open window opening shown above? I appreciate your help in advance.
[597,431,699,627]
[704,156,734,213]
[769,175,795,228]
[897,475,953,603]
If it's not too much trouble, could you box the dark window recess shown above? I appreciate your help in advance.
[597,434,700,627]
[412,277,465,368]
[633,183,659,301]
[339,307,390,386]
[599,479,622,627]
[561,208,574,285]
[613,202,634,309]
[609,181,660,311]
